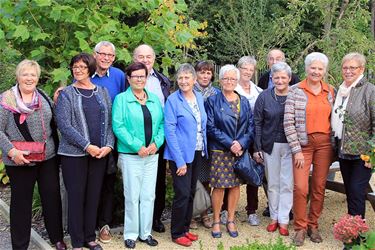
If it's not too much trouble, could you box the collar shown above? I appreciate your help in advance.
[126,88,155,103]
[92,67,110,78]
[299,79,330,93]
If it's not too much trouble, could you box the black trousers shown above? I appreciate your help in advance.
[61,155,107,248]
[339,158,372,218]
[6,157,63,250]
[170,151,202,239]
[153,144,166,222]
[97,172,116,228]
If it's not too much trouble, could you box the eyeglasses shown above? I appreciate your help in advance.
[342,66,361,72]
[221,78,237,82]
[71,66,88,71]
[96,51,115,58]
[130,75,146,80]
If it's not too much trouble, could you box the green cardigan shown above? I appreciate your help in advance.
[112,88,164,154]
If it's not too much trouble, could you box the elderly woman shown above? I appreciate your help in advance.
[284,52,334,246]
[164,63,207,247]
[0,60,66,250]
[56,53,114,250]
[235,55,263,226]
[253,62,293,236]
[190,60,220,229]
[332,53,374,219]
[206,65,254,238]
[112,62,164,249]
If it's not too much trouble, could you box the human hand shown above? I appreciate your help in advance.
[293,152,305,168]
[96,146,112,159]
[230,140,242,154]
[53,87,65,104]
[137,146,149,158]
[176,165,187,176]
[364,161,372,169]
[8,148,31,165]
[146,143,158,155]
[86,145,101,157]
[253,151,264,163]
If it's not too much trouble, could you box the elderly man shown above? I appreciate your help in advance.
[258,49,299,89]
[92,41,125,243]
[125,44,171,233]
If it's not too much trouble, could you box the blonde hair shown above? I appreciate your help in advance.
[16,59,41,79]
[342,52,366,68]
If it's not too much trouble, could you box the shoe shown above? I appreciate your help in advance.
[226,221,238,238]
[220,210,228,225]
[152,219,165,233]
[248,213,260,226]
[189,218,198,229]
[139,235,158,246]
[262,206,270,217]
[173,236,192,247]
[289,211,294,220]
[266,222,278,232]
[279,226,289,236]
[201,215,212,228]
[307,227,323,243]
[55,241,67,250]
[185,232,198,241]
[211,222,222,238]
[83,242,103,250]
[124,239,136,249]
[98,225,111,243]
[293,229,306,247]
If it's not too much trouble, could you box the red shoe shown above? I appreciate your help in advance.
[279,226,289,236]
[266,222,278,232]
[173,236,192,247]
[185,232,198,241]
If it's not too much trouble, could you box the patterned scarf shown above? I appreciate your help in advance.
[193,82,217,100]
[0,84,40,124]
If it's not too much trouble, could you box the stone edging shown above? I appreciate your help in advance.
[0,198,53,250]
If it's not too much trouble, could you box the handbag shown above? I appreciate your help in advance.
[233,150,264,187]
[192,180,211,217]
[10,98,47,162]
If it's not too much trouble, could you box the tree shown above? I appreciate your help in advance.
[0,0,206,94]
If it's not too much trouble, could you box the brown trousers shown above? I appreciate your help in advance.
[293,133,333,231]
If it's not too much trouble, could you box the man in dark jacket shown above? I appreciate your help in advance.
[125,44,171,233]
[258,49,299,89]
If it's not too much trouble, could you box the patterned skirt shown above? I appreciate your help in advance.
[209,150,242,188]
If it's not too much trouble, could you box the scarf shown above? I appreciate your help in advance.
[193,82,217,100]
[0,84,40,124]
[331,75,363,139]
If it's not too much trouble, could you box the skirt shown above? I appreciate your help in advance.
[209,150,242,188]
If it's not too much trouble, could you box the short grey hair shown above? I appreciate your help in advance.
[219,64,240,82]
[342,52,366,68]
[94,41,116,54]
[304,52,329,72]
[16,59,41,79]
[237,56,257,68]
[176,63,197,79]
[267,49,285,61]
[271,62,292,78]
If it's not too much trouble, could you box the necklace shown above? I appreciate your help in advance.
[133,91,146,102]
[74,86,97,98]
[273,89,287,105]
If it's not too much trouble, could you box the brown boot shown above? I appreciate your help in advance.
[307,227,323,243]
[293,229,306,247]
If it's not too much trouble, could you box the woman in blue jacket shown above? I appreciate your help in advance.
[205,64,254,238]
[164,63,207,247]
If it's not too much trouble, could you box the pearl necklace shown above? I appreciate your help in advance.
[74,86,97,98]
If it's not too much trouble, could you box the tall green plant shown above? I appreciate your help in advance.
[0,0,206,94]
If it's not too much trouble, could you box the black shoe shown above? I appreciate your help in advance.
[139,235,158,246]
[152,219,165,233]
[124,239,136,249]
[262,206,270,217]
[289,211,294,220]
[83,242,103,250]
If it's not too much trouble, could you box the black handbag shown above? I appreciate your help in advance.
[233,150,264,187]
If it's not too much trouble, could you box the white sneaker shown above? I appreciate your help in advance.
[248,213,260,226]
[220,210,228,225]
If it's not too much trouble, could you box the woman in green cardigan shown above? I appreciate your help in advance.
[112,62,164,249]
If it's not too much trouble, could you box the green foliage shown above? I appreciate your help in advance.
[350,231,375,250]
[0,158,10,185]
[216,237,296,250]
[32,184,42,220]
[165,171,175,207]
[0,0,206,95]
[0,44,21,93]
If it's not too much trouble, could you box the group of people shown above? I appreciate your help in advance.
[0,41,373,250]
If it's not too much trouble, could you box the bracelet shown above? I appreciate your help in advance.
[11,150,18,161]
